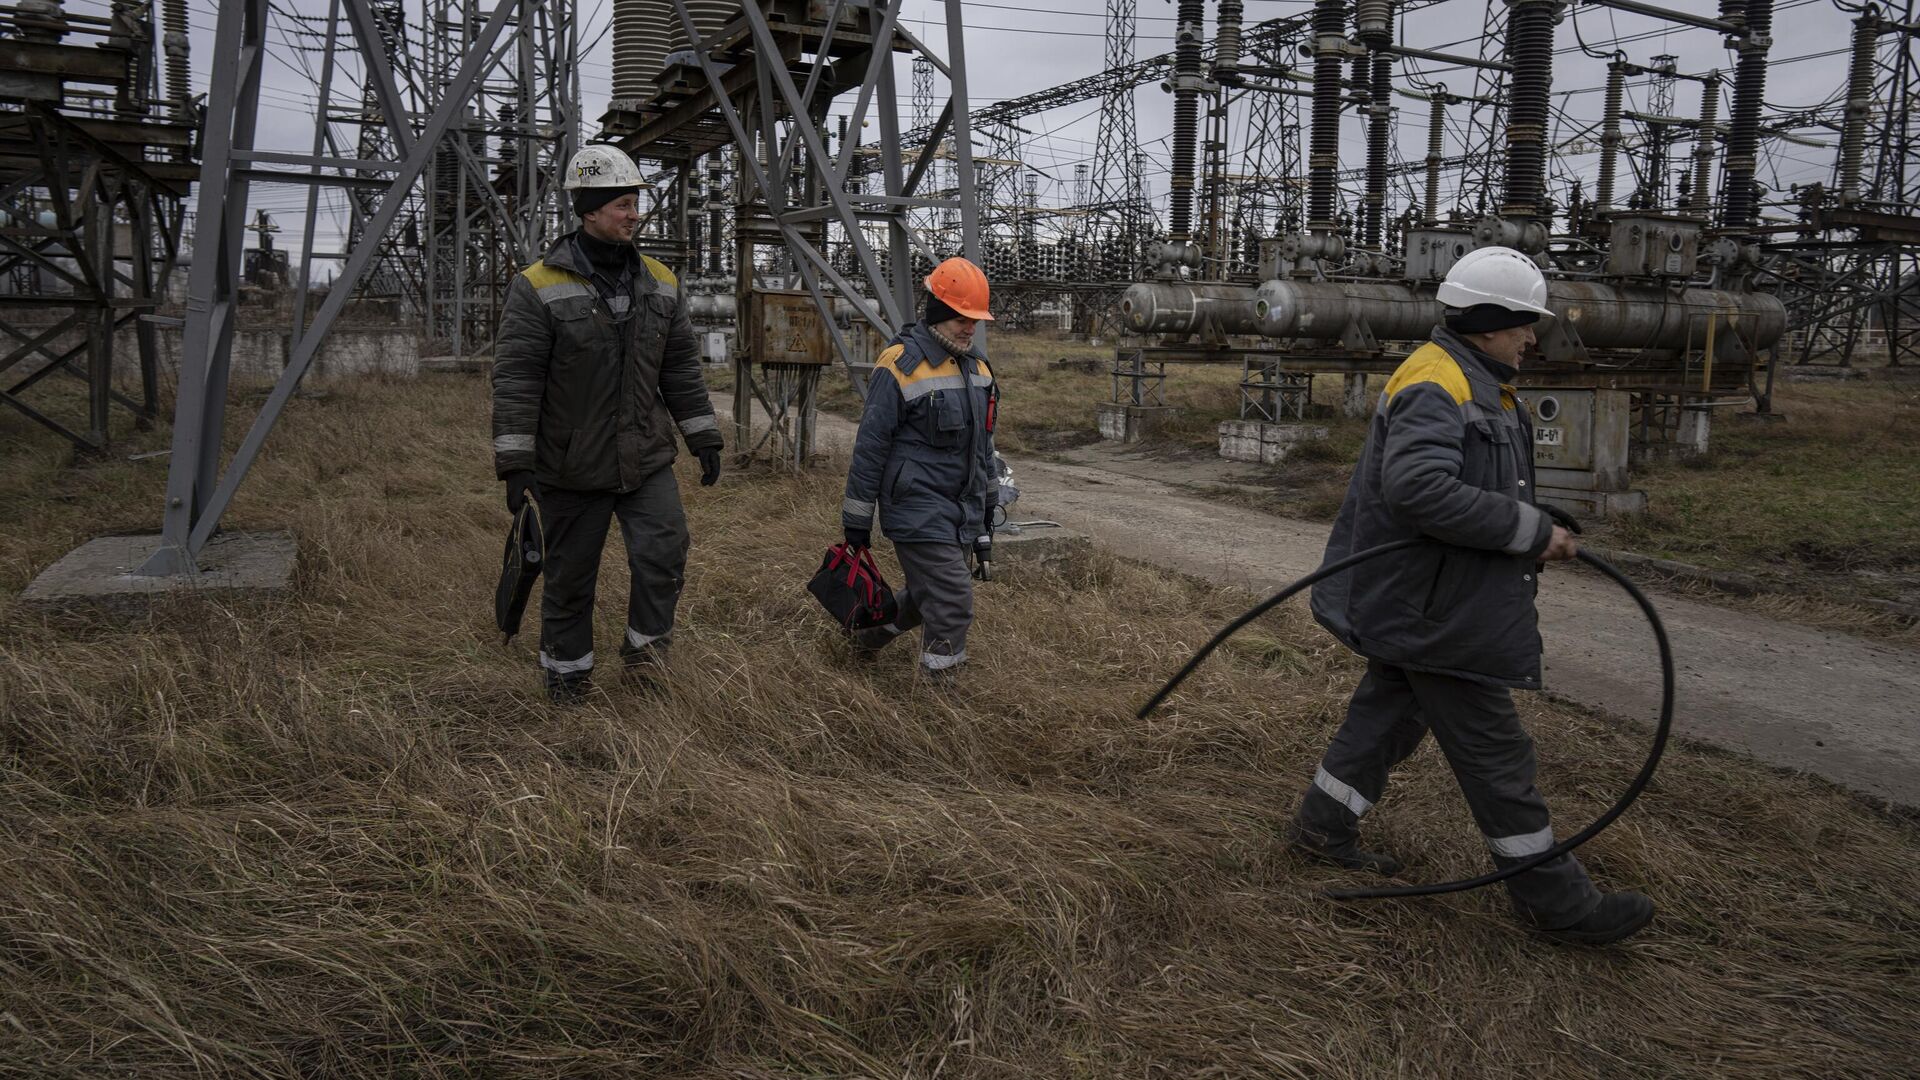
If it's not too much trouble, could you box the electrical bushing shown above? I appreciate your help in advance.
[1500,0,1561,222]
[1720,0,1773,232]
[1308,0,1348,232]
[1166,0,1206,241]
[1839,15,1880,203]
[1364,50,1394,247]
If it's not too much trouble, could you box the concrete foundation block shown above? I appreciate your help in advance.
[20,530,299,617]
[1674,408,1711,457]
[1341,373,1373,418]
[1218,419,1330,464]
[18,321,422,380]
[419,354,493,375]
[989,527,1092,576]
[310,327,420,378]
[1097,403,1178,443]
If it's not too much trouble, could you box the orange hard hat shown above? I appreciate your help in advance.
[923,256,994,321]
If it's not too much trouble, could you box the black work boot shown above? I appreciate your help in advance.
[545,672,593,706]
[619,641,670,692]
[1285,822,1404,877]
[1534,891,1655,946]
[620,641,669,668]
[851,623,899,655]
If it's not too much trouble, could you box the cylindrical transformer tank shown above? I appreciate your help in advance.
[1252,280,1785,352]
[687,287,737,321]
[1118,282,1269,336]
[1549,282,1785,353]
[1258,280,1442,341]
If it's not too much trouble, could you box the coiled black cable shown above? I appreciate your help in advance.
[1136,537,1675,902]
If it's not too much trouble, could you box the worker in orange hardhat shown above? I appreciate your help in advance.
[840,257,1001,679]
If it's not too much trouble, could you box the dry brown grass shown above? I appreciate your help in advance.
[3,372,1919,1076]
[1594,379,1920,606]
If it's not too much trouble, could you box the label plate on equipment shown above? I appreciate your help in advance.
[1534,426,1564,446]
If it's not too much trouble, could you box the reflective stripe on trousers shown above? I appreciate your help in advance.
[1294,658,1600,927]
[538,467,689,674]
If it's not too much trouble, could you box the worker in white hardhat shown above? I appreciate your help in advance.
[1288,245,1656,945]
[489,144,724,703]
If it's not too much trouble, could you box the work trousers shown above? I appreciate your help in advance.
[537,466,689,685]
[853,540,974,672]
[1294,659,1601,928]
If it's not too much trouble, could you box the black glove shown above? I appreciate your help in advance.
[971,534,993,581]
[844,526,871,551]
[504,470,540,514]
[1542,503,1584,534]
[697,447,722,487]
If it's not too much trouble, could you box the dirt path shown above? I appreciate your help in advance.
[718,398,1920,808]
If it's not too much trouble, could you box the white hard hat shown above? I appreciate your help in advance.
[564,145,644,190]
[1437,246,1554,317]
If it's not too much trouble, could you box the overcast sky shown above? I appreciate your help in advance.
[109,0,1876,265]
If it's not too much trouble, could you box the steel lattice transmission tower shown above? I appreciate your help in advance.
[419,0,579,357]
[909,54,945,256]
[141,0,580,575]
[351,0,413,302]
[1456,0,1509,218]
[1091,0,1145,280]
[1240,31,1301,259]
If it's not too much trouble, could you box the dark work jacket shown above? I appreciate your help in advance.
[841,322,999,547]
[490,232,721,492]
[1310,326,1556,688]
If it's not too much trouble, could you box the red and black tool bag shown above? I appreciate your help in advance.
[807,543,899,630]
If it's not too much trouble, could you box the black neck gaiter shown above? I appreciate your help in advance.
[575,231,633,282]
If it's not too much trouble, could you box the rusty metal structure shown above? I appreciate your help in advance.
[138,0,579,575]
[603,0,983,466]
[0,0,196,453]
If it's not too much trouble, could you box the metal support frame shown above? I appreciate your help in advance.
[1761,3,1920,369]
[1111,349,1167,408]
[419,0,579,357]
[0,14,188,454]
[1241,357,1312,421]
[141,0,535,575]
[641,0,981,465]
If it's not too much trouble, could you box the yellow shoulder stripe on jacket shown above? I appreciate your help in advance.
[874,346,993,387]
[520,260,585,288]
[874,344,956,387]
[1383,342,1472,405]
[640,255,678,290]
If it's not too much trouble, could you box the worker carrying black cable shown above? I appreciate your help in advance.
[1285,247,1654,946]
